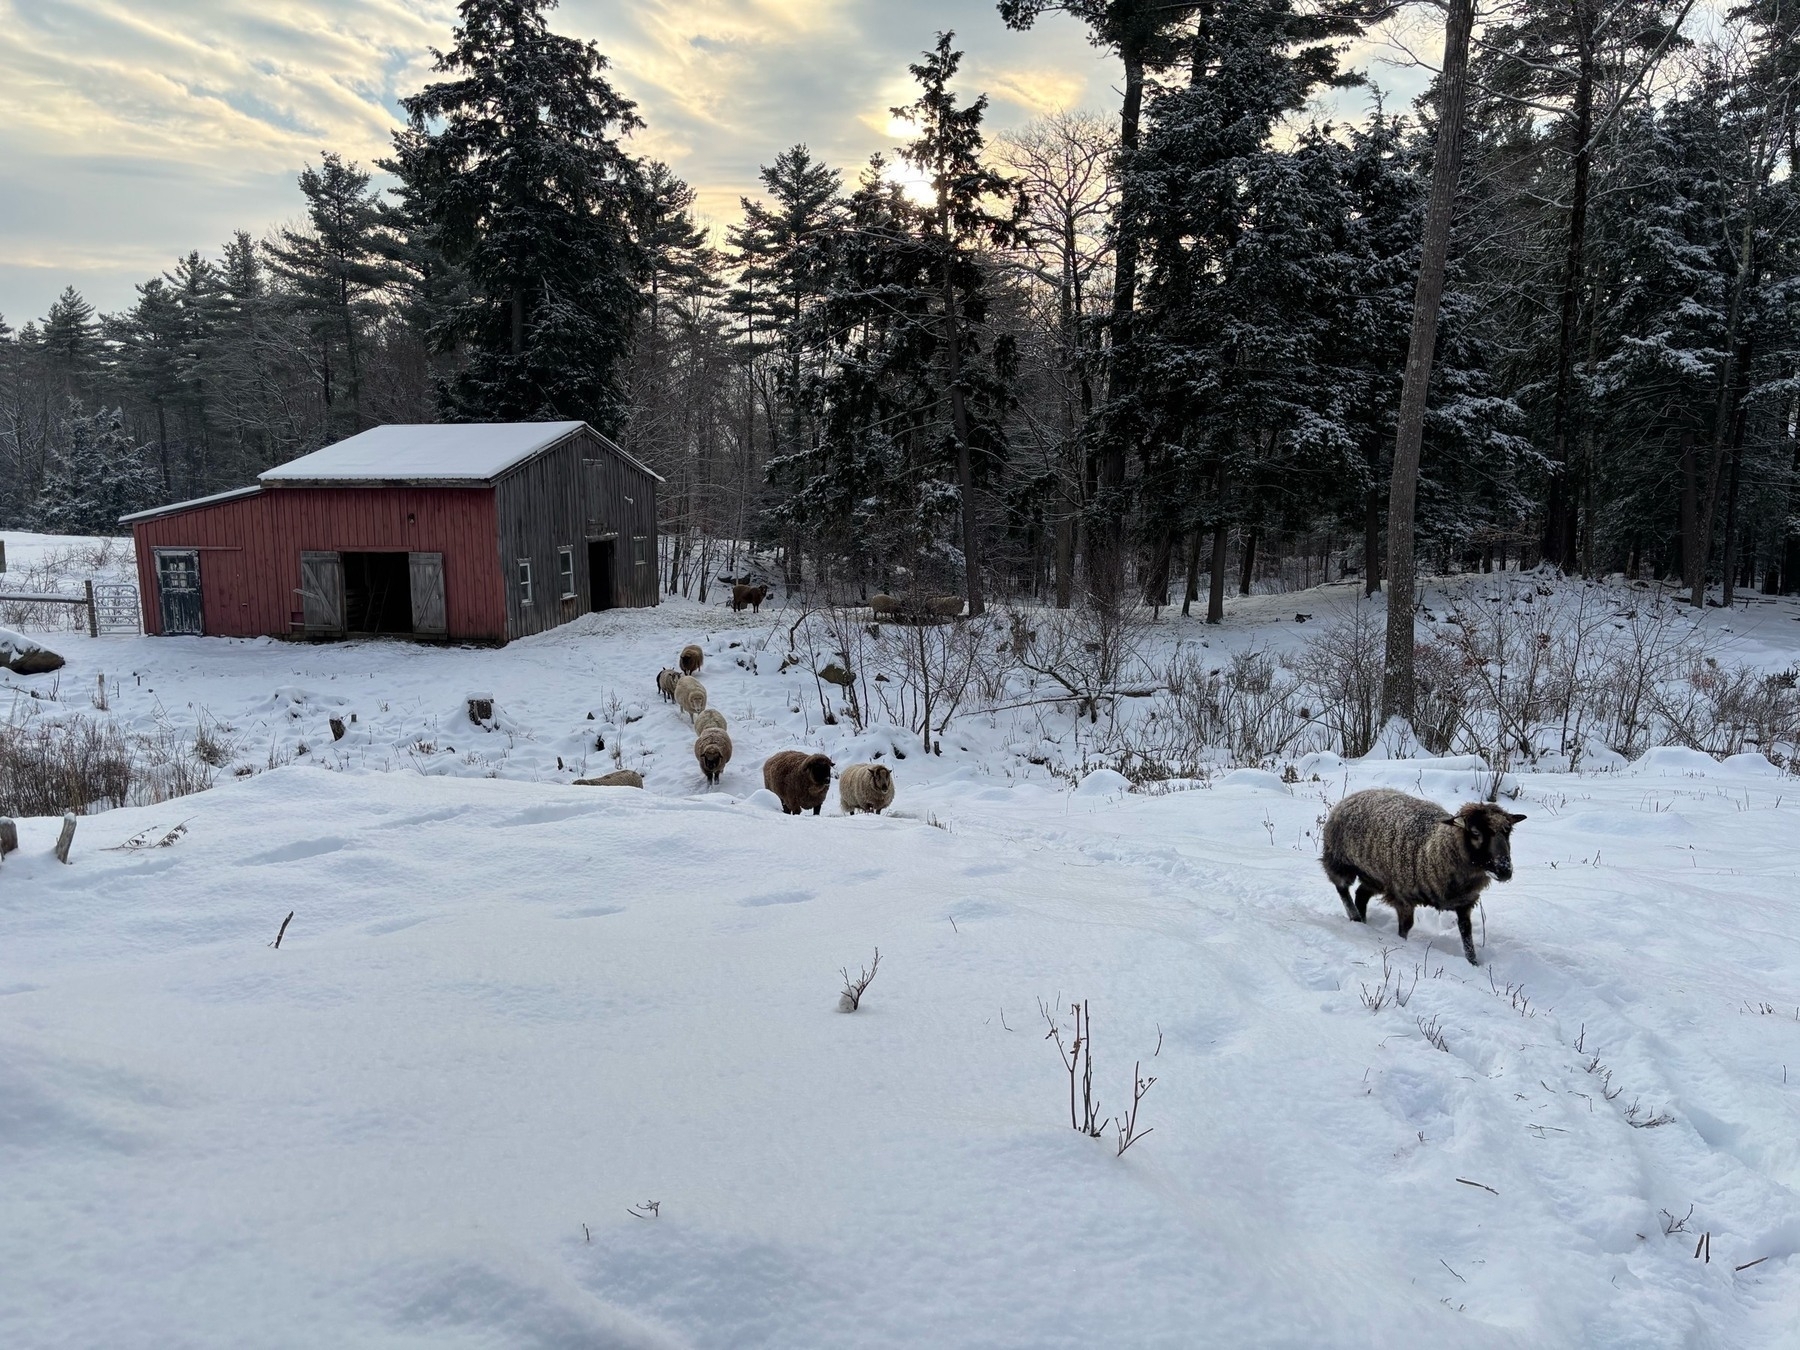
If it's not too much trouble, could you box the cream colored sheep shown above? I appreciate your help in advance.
[574,769,643,788]
[838,762,895,815]
[693,708,728,735]
[674,675,708,720]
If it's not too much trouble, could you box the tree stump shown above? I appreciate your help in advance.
[0,818,17,858]
[54,812,77,864]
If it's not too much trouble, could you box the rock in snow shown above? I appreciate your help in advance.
[0,627,64,674]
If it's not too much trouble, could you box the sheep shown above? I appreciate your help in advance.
[838,762,895,815]
[926,594,964,618]
[694,727,733,784]
[869,593,901,616]
[656,668,681,702]
[763,750,834,815]
[679,643,704,675]
[693,708,728,735]
[731,583,770,613]
[574,769,643,788]
[1321,788,1527,966]
[674,675,708,720]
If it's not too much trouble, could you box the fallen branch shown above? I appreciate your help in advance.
[1455,1177,1498,1195]
[270,911,294,949]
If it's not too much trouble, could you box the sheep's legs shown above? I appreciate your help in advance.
[1332,882,1360,921]
[1352,882,1376,921]
[1456,907,1479,965]
[1393,901,1415,940]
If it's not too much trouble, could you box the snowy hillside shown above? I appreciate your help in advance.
[3,550,1800,1347]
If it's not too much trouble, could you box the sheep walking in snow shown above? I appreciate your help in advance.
[693,708,728,735]
[679,644,704,675]
[838,763,895,815]
[674,675,708,721]
[763,750,833,816]
[656,668,681,702]
[694,727,733,785]
[1321,788,1527,966]
[575,769,643,788]
[731,583,769,613]
[869,594,900,617]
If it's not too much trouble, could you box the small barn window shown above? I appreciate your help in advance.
[518,558,533,606]
[633,536,649,567]
[558,546,575,599]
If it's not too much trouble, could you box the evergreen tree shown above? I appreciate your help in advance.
[36,405,160,533]
[266,154,396,438]
[388,0,645,430]
[894,32,1027,615]
[108,276,185,493]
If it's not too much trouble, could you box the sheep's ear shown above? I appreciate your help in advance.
[1506,812,1528,825]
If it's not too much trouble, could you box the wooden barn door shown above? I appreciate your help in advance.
[408,552,447,636]
[155,550,203,635]
[298,551,344,635]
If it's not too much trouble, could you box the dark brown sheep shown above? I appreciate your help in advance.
[680,643,704,675]
[1321,788,1527,965]
[731,583,770,613]
[763,750,834,816]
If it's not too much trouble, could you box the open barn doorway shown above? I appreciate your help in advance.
[588,539,616,611]
[342,552,414,634]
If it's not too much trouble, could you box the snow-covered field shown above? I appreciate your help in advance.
[4,536,1800,1348]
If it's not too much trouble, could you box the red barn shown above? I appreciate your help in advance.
[122,421,661,643]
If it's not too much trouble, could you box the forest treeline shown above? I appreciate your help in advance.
[2,0,1796,618]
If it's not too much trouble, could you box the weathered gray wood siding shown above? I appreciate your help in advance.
[493,427,659,639]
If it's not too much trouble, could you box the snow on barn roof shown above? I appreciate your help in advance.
[120,484,264,525]
[257,421,664,486]
[259,421,587,485]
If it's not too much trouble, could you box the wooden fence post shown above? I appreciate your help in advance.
[85,579,99,637]
[54,812,77,864]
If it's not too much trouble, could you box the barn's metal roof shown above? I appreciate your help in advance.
[260,421,594,485]
[119,484,263,525]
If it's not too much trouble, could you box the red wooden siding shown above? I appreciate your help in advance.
[131,487,506,640]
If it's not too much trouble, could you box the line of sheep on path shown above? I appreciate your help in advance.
[630,639,897,814]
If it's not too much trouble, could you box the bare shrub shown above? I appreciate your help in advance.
[0,539,134,632]
[860,611,1005,752]
[1290,603,1384,757]
[1009,597,1151,724]
[0,708,216,817]
[1163,648,1314,765]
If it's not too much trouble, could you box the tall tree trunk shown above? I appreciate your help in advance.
[1543,2,1596,571]
[1719,394,1749,607]
[1363,477,1382,596]
[1238,528,1258,597]
[1679,430,1699,592]
[1094,44,1146,602]
[1207,463,1228,625]
[1182,526,1202,617]
[1382,0,1476,722]
[942,247,985,617]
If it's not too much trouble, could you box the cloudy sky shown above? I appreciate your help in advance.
[0,0,1427,325]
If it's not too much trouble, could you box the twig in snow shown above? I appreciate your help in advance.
[1439,1258,1466,1283]
[1456,1177,1498,1195]
[627,1201,660,1220]
[838,948,880,1011]
[1114,1060,1157,1156]
[270,911,294,949]
[582,1224,590,1243]
[1735,1256,1769,1272]
[1660,1204,1693,1236]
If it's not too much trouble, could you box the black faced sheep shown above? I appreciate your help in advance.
[694,727,733,784]
[680,644,704,675]
[838,763,895,815]
[1321,788,1526,965]
[763,750,833,816]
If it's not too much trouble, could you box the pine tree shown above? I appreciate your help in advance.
[894,32,1027,615]
[266,154,396,438]
[36,405,161,534]
[108,276,185,493]
[388,0,645,431]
